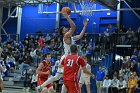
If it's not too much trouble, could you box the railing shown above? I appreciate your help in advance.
[1,34,20,42]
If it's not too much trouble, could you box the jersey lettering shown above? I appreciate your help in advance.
[66,59,74,67]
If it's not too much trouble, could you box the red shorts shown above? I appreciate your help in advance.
[37,78,53,89]
[64,80,79,93]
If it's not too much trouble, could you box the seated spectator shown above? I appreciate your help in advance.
[133,71,139,80]
[19,60,30,71]
[130,61,137,72]
[37,36,44,48]
[8,54,16,69]
[108,75,119,93]
[101,75,111,93]
[30,48,37,65]
[119,64,126,77]
[128,73,138,93]
[135,78,140,93]
[41,45,50,55]
[118,76,127,93]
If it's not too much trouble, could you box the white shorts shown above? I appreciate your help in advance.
[0,75,3,81]
[57,67,64,74]
[57,55,65,74]
[79,77,90,85]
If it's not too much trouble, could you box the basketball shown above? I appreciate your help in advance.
[61,7,71,15]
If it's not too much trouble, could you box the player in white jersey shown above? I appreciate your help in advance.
[79,54,91,93]
[36,11,89,93]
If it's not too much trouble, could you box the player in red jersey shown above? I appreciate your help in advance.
[36,53,56,93]
[60,44,95,93]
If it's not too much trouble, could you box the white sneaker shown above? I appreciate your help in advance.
[35,86,42,93]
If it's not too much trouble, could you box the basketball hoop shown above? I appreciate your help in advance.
[79,0,96,17]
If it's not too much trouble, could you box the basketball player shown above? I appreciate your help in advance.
[36,11,89,93]
[36,53,56,93]
[60,44,94,93]
[79,54,91,93]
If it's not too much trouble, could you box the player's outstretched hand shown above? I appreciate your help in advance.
[83,18,89,26]
[61,11,69,18]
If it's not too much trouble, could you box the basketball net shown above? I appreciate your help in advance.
[79,0,96,17]
[38,4,48,14]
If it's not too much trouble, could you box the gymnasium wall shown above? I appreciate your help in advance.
[2,2,117,40]
[21,4,57,40]
[120,1,140,31]
[2,7,17,41]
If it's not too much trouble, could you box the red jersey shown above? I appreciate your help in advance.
[61,54,86,82]
[38,60,51,79]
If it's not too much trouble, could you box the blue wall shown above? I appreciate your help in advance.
[2,2,117,40]
[21,4,57,40]
[120,1,140,31]
[2,7,17,41]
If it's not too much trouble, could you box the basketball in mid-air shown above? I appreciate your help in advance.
[61,7,71,15]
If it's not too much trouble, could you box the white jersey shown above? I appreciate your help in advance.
[63,37,75,55]
[57,37,75,73]
[81,63,91,78]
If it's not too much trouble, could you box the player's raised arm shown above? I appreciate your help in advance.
[74,18,89,41]
[62,12,76,38]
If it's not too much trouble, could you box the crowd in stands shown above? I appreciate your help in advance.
[0,25,140,92]
[96,48,140,93]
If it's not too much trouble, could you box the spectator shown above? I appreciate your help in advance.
[108,75,119,93]
[101,75,111,93]
[119,64,126,77]
[135,78,140,93]
[44,34,51,44]
[96,66,105,93]
[118,76,127,93]
[42,45,50,55]
[121,25,127,33]
[37,36,44,48]
[30,48,37,65]
[128,73,138,93]
[24,34,30,42]
[130,61,137,72]
[81,39,88,54]
[19,41,24,50]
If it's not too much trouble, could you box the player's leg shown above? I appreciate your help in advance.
[65,81,79,93]
[38,79,49,93]
[79,77,84,93]
[48,86,56,93]
[85,77,91,93]
[40,72,63,88]
[79,83,83,93]
[40,88,48,93]
[86,84,91,93]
